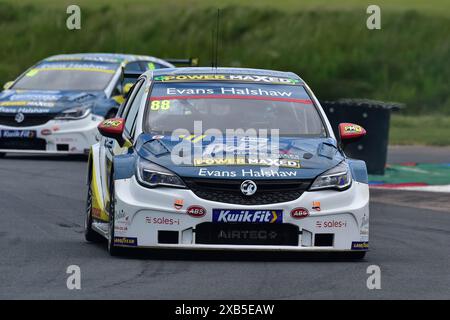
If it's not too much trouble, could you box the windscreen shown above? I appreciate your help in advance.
[12,61,119,91]
[144,81,326,137]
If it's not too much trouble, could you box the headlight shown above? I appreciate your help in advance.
[136,158,186,188]
[55,106,91,120]
[309,161,352,191]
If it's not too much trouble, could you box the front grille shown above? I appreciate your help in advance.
[0,138,46,150]
[0,113,56,127]
[195,222,299,246]
[184,178,312,205]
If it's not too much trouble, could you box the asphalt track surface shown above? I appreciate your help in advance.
[387,145,450,164]
[0,150,449,299]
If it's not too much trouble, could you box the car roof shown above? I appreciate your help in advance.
[147,67,304,84]
[43,53,174,67]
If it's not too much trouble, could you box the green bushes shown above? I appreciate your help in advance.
[0,1,448,114]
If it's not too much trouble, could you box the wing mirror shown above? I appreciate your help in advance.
[97,118,125,146]
[338,123,367,150]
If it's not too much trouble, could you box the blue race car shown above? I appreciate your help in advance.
[0,53,177,156]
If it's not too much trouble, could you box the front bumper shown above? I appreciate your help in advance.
[112,177,370,252]
[0,114,103,155]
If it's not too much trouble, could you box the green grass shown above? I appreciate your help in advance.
[6,0,450,16]
[0,0,449,115]
[369,163,450,184]
[390,115,450,146]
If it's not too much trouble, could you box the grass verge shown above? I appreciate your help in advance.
[389,115,450,146]
[0,1,448,115]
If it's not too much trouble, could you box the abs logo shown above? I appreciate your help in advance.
[213,209,283,223]
[290,207,309,219]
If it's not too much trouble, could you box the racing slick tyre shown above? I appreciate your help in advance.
[107,178,124,256]
[0,152,5,158]
[84,179,104,243]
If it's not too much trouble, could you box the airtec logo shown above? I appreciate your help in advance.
[218,230,278,240]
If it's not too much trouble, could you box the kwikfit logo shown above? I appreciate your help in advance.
[212,209,283,223]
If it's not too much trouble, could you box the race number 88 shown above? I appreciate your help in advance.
[151,100,170,111]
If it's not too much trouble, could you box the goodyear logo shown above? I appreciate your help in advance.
[351,241,369,250]
[113,237,137,247]
[213,209,283,224]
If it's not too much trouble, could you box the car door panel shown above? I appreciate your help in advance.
[103,79,145,212]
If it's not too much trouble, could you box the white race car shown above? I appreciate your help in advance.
[0,53,175,156]
[86,67,370,259]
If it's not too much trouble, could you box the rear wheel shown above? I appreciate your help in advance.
[84,178,104,243]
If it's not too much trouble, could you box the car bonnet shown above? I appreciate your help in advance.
[0,90,103,114]
[134,134,344,180]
